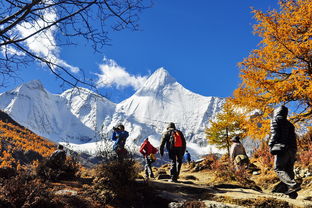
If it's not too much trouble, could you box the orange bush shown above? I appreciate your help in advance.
[252,141,274,171]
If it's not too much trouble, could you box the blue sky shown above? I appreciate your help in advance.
[1,0,279,103]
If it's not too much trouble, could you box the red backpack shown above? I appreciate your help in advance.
[170,130,183,148]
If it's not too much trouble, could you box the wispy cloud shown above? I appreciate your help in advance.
[13,8,79,73]
[96,57,148,90]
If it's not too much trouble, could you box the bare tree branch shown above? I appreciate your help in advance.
[0,0,152,89]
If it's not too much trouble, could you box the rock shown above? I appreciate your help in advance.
[252,171,260,175]
[168,202,184,208]
[54,189,78,196]
[204,200,244,208]
[157,174,171,180]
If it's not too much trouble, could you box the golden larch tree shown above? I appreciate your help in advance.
[231,0,312,138]
[205,101,247,156]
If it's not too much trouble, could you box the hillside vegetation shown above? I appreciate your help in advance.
[0,110,56,169]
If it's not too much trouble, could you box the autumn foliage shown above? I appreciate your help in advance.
[205,101,247,155]
[231,0,312,138]
[0,119,55,169]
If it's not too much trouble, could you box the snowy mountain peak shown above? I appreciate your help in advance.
[20,80,45,91]
[13,80,47,96]
[141,67,176,91]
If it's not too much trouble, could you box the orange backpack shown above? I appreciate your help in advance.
[170,130,183,148]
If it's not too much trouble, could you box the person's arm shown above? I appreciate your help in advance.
[180,130,187,153]
[269,119,280,147]
[160,132,168,156]
[112,131,117,141]
[139,143,146,155]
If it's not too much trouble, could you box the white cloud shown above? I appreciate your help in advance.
[13,8,79,73]
[96,57,148,90]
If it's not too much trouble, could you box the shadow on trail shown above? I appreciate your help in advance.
[141,179,225,202]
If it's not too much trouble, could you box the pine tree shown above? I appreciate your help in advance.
[232,0,312,138]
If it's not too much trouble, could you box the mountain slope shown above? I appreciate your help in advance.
[0,110,55,168]
[61,87,116,132]
[0,80,95,143]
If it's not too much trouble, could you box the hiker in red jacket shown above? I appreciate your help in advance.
[139,138,158,178]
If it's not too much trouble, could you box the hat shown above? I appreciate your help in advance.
[117,123,124,130]
[167,122,176,130]
[231,136,240,142]
[57,144,64,150]
[274,105,288,118]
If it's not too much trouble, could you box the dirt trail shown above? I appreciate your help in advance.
[145,178,312,208]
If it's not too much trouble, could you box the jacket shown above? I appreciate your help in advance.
[139,140,158,156]
[230,142,247,160]
[160,127,186,156]
[268,106,297,151]
[112,130,129,150]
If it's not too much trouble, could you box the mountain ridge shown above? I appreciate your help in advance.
[0,68,225,157]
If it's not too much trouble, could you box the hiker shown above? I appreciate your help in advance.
[184,150,191,164]
[47,144,66,169]
[139,138,158,178]
[112,123,129,158]
[269,105,301,198]
[160,122,186,182]
[230,136,249,169]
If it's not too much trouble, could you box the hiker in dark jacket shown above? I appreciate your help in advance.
[269,105,300,198]
[139,138,158,178]
[160,122,186,182]
[48,144,66,169]
[112,123,129,158]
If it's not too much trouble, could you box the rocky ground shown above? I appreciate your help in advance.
[41,162,312,208]
[138,164,312,208]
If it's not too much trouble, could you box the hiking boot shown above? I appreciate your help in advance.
[285,184,301,195]
[288,192,298,199]
[169,178,178,182]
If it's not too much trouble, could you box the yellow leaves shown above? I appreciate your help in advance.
[0,120,55,169]
[205,100,247,151]
[233,0,312,138]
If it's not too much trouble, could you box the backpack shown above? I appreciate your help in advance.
[169,130,183,148]
[150,153,156,162]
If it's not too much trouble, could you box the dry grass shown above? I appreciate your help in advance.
[213,195,293,208]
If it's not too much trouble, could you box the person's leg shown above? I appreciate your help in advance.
[284,150,301,195]
[144,157,149,178]
[274,150,297,190]
[147,158,154,178]
[176,153,183,178]
[169,151,178,181]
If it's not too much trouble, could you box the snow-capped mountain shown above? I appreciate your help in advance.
[0,80,95,143]
[113,68,224,147]
[0,68,225,156]
[61,87,116,132]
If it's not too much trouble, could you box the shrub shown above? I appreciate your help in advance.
[0,166,16,179]
[36,157,80,181]
[252,141,274,171]
[92,153,140,207]
[297,130,312,168]
[0,175,53,208]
